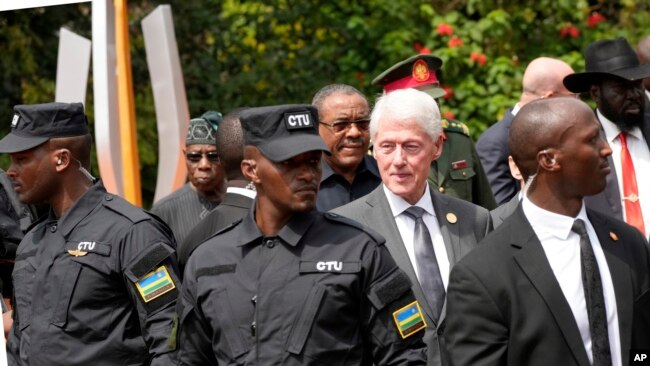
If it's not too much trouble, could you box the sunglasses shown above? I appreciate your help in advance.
[319,118,371,134]
[186,151,220,163]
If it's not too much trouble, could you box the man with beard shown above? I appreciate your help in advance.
[151,111,226,244]
[312,84,381,211]
[176,104,427,365]
[564,37,650,238]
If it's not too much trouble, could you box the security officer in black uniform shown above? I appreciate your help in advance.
[177,104,427,365]
[373,54,497,210]
[0,102,180,366]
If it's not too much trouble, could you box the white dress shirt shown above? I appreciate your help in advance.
[383,184,450,289]
[597,110,650,236]
[226,186,257,199]
[522,197,621,366]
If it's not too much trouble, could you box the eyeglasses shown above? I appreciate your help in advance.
[186,151,220,163]
[319,118,371,134]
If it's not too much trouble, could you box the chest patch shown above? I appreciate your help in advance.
[299,261,361,274]
[135,265,176,303]
[393,300,426,339]
[65,241,110,257]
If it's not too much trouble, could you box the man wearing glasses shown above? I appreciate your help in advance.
[151,111,226,244]
[312,84,382,211]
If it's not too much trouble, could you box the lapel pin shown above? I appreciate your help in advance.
[609,231,618,241]
[446,213,457,224]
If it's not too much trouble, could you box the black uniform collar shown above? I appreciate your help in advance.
[237,207,318,247]
[54,180,107,237]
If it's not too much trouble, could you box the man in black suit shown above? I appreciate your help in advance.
[179,109,254,269]
[333,88,491,366]
[444,97,650,366]
[564,37,650,238]
[489,156,525,228]
[477,57,574,205]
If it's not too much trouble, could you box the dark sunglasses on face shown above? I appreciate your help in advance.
[319,118,371,134]
[186,151,220,163]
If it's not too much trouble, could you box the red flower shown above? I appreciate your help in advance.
[470,51,487,66]
[413,42,431,54]
[559,24,580,38]
[448,36,463,48]
[355,72,365,82]
[587,12,605,28]
[442,111,456,120]
[436,23,454,36]
[442,85,454,100]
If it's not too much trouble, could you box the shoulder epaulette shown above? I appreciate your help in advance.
[101,194,150,224]
[323,212,386,245]
[442,118,470,137]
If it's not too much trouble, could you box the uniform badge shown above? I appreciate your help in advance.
[135,265,176,303]
[11,114,19,128]
[412,59,430,82]
[67,249,88,257]
[393,300,426,339]
[284,112,312,130]
[451,160,467,170]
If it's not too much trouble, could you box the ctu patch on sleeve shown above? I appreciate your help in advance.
[135,265,176,303]
[393,300,427,339]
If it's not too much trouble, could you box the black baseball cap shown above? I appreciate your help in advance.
[240,104,330,162]
[0,102,89,153]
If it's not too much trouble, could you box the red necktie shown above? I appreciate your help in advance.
[619,132,645,236]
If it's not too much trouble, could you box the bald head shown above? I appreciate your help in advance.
[216,108,247,181]
[509,97,590,177]
[520,57,575,106]
[637,36,650,90]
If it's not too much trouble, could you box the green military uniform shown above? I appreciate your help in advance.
[428,119,496,210]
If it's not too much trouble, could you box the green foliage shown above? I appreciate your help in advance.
[1,0,649,205]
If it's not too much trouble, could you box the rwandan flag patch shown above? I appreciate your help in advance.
[393,300,427,339]
[135,265,176,303]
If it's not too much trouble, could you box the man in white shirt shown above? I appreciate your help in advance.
[563,37,650,239]
[444,97,650,366]
[333,88,492,366]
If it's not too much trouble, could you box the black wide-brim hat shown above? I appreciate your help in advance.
[563,37,650,93]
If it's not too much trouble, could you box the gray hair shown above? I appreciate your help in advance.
[312,84,367,116]
[370,88,442,142]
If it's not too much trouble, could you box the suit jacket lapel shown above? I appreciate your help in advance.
[430,189,458,265]
[366,186,437,323]
[588,210,633,360]
[430,188,460,324]
[510,207,591,366]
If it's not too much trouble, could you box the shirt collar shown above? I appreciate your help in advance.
[521,195,588,241]
[237,207,318,247]
[320,155,380,182]
[596,109,643,143]
[511,103,521,116]
[56,181,107,237]
[383,183,435,218]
